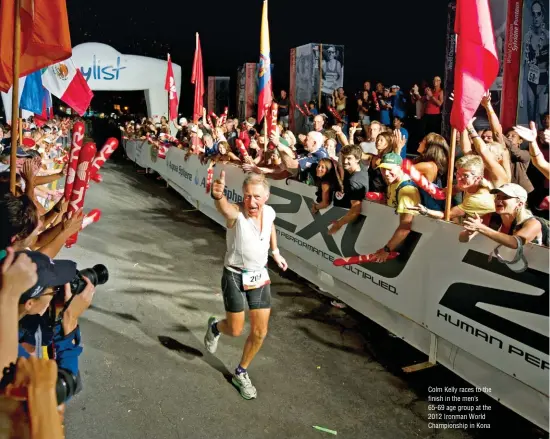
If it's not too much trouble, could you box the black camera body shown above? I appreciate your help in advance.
[57,264,109,296]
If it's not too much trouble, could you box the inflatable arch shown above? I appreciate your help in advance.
[2,43,182,121]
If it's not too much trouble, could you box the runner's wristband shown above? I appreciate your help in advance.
[271,248,280,255]
[211,186,225,201]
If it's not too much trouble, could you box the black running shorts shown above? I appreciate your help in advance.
[221,267,271,313]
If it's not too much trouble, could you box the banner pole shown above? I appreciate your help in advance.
[444,127,457,221]
[9,0,22,195]
[318,44,323,111]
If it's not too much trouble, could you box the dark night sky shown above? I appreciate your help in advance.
[67,0,449,116]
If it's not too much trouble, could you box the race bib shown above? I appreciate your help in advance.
[242,268,271,291]
[528,64,540,85]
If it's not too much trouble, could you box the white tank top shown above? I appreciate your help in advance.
[224,205,276,271]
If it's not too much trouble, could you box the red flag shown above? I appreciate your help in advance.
[191,33,204,123]
[450,0,499,131]
[0,0,72,92]
[164,54,178,121]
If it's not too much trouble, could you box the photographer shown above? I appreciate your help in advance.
[16,249,95,382]
[0,194,96,404]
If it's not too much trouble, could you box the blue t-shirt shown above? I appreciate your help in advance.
[391,91,407,119]
[204,142,219,157]
[399,127,409,159]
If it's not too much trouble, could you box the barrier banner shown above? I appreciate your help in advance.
[500,0,524,129]
[125,139,549,431]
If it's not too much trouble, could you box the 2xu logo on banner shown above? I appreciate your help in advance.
[269,186,423,295]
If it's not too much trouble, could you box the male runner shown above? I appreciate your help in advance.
[204,171,288,399]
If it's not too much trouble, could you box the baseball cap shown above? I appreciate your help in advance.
[2,146,30,157]
[391,85,400,89]
[179,117,188,125]
[18,251,77,303]
[376,152,403,170]
[490,183,528,202]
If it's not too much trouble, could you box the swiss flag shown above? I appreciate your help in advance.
[164,54,178,121]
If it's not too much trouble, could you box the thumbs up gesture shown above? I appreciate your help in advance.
[212,170,226,200]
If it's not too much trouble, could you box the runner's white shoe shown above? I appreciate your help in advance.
[232,372,258,400]
[204,316,220,353]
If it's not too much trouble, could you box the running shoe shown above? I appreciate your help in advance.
[204,316,220,354]
[232,372,258,400]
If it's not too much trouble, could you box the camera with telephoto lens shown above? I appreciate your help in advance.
[65,264,109,295]
[56,368,81,405]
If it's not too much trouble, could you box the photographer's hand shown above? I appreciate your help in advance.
[62,209,84,236]
[1,247,38,299]
[5,357,64,439]
[61,276,95,336]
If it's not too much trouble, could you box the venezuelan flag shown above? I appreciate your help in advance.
[257,0,272,123]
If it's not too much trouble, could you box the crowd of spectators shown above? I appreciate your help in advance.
[123,78,549,263]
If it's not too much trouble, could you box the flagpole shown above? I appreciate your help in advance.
[167,53,170,121]
[263,116,268,153]
[9,0,21,195]
[444,127,457,221]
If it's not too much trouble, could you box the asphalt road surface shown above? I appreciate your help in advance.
[60,159,546,439]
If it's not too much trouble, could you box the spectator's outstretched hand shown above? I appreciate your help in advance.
[463,213,483,233]
[513,122,537,143]
[242,163,262,174]
[480,90,491,108]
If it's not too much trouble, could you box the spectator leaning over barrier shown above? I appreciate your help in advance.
[372,153,420,263]
[411,155,496,222]
[311,158,340,215]
[269,131,328,182]
[328,144,369,235]
[460,183,547,247]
